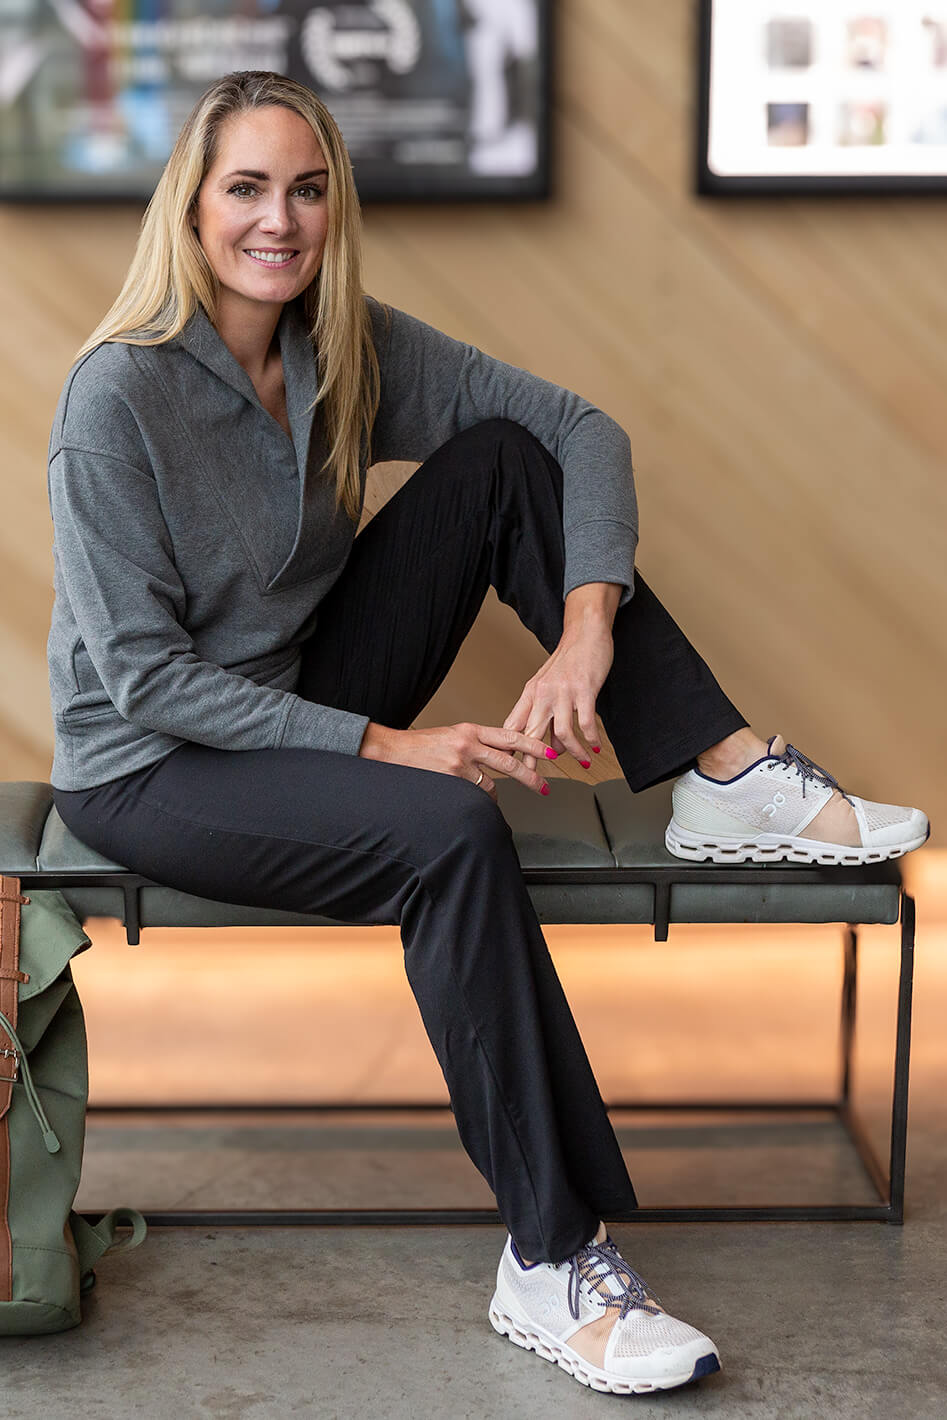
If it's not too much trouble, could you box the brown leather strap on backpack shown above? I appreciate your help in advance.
[0,875,30,1303]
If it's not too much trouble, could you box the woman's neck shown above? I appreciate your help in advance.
[214,293,286,384]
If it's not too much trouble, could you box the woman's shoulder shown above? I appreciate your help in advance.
[53,339,166,464]
[364,292,394,344]
[62,336,164,401]
[363,293,457,362]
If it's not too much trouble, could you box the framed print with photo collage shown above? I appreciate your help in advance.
[697,0,947,193]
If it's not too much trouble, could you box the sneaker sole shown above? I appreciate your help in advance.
[665,818,931,866]
[488,1297,721,1395]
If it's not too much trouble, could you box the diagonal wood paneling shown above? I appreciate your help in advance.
[1,0,943,834]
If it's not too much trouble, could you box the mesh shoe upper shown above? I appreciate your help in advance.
[608,1307,708,1361]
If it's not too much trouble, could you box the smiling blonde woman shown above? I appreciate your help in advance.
[48,70,927,1397]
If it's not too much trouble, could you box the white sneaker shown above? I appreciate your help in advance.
[489,1232,721,1395]
[666,734,930,865]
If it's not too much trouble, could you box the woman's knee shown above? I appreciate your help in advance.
[429,417,548,465]
[462,417,550,459]
[420,772,514,855]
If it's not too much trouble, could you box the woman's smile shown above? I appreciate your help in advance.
[244,248,300,268]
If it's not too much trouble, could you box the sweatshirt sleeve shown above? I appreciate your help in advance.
[368,299,637,607]
[48,445,370,756]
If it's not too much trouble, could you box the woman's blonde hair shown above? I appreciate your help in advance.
[75,70,384,523]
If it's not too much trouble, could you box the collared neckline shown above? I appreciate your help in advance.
[167,295,349,595]
[173,297,317,482]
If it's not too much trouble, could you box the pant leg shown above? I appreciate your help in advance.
[298,418,749,789]
[54,744,632,1265]
[288,417,752,1245]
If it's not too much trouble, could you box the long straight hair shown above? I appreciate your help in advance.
[74,70,385,523]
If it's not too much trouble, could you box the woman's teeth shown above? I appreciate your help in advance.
[246,250,297,266]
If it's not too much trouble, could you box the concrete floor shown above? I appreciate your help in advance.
[3,1155,946,1420]
[4,900,946,1418]
[3,1101,945,1417]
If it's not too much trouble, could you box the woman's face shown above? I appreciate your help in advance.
[193,106,330,322]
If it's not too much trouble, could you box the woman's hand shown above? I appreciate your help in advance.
[502,619,614,773]
[359,721,557,802]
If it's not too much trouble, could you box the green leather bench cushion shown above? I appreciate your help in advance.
[0,778,901,930]
[1,781,54,873]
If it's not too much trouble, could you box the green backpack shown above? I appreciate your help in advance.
[1,876,146,1335]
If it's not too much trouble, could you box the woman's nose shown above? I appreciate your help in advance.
[258,196,295,234]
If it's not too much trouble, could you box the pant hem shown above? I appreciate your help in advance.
[624,709,751,793]
[511,1212,600,1267]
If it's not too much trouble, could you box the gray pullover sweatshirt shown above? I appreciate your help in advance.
[46,295,638,791]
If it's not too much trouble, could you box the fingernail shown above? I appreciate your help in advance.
[540,783,550,796]
[580,760,591,769]
[544,747,558,760]
[591,746,601,753]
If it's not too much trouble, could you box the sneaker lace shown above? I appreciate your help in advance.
[566,1239,663,1323]
[779,743,855,808]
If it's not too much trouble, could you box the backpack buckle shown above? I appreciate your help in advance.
[0,1046,18,1082]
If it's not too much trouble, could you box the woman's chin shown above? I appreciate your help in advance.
[223,277,311,311]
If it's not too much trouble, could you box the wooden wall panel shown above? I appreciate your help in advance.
[1,1,943,836]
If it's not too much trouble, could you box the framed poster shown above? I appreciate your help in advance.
[0,0,551,202]
[697,0,947,194]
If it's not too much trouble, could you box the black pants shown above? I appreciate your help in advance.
[54,419,748,1263]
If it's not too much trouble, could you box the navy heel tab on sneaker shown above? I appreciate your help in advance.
[510,1237,540,1270]
[694,752,773,786]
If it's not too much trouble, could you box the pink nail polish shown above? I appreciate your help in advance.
[545,747,558,760]
[591,746,601,753]
[540,783,550,796]
[580,760,591,769]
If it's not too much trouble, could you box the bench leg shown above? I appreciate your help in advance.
[839,924,858,1105]
[887,891,915,1222]
[832,893,914,1222]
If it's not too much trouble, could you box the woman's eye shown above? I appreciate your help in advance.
[225,182,324,200]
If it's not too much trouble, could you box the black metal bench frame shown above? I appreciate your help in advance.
[16,860,915,1230]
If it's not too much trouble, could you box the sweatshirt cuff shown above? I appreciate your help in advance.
[563,522,636,612]
[563,563,636,610]
[281,697,371,756]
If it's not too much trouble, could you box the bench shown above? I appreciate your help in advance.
[1,777,915,1227]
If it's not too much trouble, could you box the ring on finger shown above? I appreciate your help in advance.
[474,770,484,787]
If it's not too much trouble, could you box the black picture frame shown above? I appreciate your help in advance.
[0,1,553,205]
[696,0,947,197]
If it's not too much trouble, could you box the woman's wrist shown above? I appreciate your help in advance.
[563,581,623,635]
[358,721,398,760]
